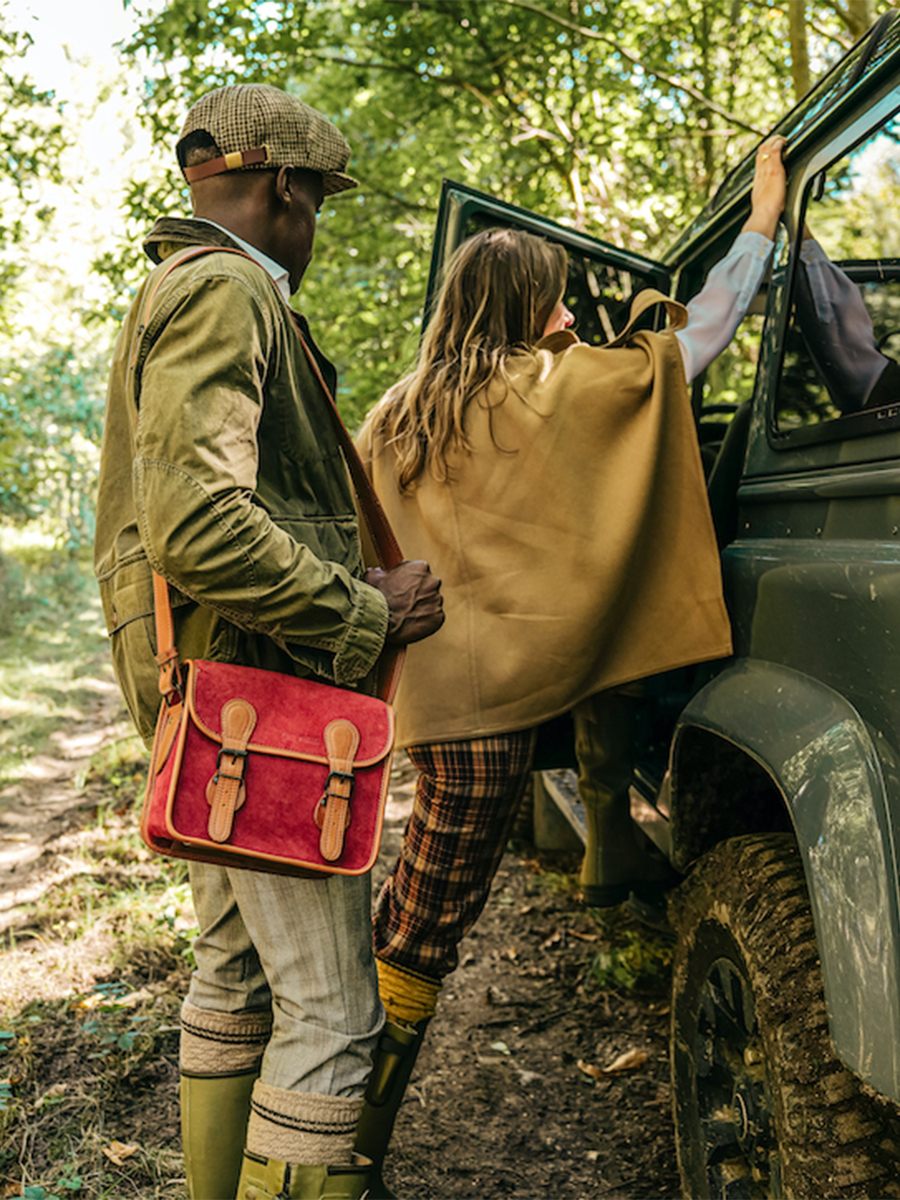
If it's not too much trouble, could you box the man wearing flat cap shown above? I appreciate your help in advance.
[94,84,443,1200]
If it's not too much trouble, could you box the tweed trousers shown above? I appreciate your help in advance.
[186,861,384,1096]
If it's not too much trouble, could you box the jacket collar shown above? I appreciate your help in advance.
[141,216,336,394]
[143,217,242,264]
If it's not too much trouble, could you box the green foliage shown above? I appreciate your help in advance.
[80,983,155,1058]
[0,16,108,544]
[108,0,886,423]
[0,345,107,548]
[0,540,107,787]
[0,20,65,322]
[588,926,674,990]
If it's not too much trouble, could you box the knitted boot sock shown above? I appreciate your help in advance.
[236,1083,367,1199]
[179,1001,273,1200]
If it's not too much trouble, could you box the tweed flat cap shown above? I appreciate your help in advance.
[177,84,358,195]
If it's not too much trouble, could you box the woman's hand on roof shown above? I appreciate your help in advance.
[742,136,788,241]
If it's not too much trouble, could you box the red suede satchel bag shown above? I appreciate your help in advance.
[137,247,403,877]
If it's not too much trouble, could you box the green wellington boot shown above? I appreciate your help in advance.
[579,793,680,909]
[180,1071,258,1200]
[354,1018,429,1200]
[235,1152,372,1199]
[574,690,679,911]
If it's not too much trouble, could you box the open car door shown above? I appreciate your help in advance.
[427,181,672,345]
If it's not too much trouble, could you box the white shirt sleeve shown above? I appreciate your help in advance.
[674,231,774,383]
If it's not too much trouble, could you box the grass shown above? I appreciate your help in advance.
[0,822,197,1199]
[0,537,112,791]
[0,535,196,1199]
[0,792,197,1199]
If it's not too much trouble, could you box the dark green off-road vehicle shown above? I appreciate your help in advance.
[428,12,900,1198]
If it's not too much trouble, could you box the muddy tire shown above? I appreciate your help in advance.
[669,833,900,1199]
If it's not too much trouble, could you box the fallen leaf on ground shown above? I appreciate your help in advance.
[569,930,599,942]
[102,1141,140,1166]
[577,1058,606,1080]
[540,932,562,950]
[577,1047,650,1080]
[603,1048,650,1074]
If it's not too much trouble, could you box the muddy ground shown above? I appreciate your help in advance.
[0,667,679,1200]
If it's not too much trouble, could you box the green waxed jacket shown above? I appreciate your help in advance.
[94,219,389,746]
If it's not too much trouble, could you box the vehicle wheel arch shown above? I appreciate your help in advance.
[667,658,900,1101]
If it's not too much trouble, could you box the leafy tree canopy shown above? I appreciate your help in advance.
[112,0,889,423]
[0,12,107,546]
[0,14,64,324]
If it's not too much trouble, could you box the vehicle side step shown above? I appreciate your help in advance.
[533,769,586,851]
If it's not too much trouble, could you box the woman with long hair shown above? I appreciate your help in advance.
[355,139,788,1196]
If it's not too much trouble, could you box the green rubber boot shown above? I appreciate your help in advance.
[180,1071,257,1200]
[354,1018,430,1200]
[574,691,679,909]
[235,1152,372,1199]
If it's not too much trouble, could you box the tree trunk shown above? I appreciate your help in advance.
[789,0,811,101]
[845,0,877,41]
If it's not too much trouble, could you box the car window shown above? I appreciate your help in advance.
[773,109,900,441]
[695,312,765,477]
[457,211,661,345]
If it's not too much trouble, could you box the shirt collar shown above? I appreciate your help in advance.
[197,219,292,303]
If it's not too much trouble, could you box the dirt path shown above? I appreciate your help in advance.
[0,654,128,930]
[0,672,680,1199]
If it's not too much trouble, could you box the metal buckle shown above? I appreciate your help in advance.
[216,746,248,768]
[211,770,244,786]
[319,769,355,807]
[212,746,248,787]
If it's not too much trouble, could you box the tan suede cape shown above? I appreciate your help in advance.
[356,290,732,749]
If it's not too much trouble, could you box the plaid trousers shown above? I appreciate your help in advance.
[372,730,537,982]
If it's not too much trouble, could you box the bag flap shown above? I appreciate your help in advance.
[186,659,394,765]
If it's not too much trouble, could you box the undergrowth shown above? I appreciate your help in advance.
[0,538,109,790]
[0,543,195,1197]
[530,859,674,991]
[586,913,674,991]
[0,801,196,1199]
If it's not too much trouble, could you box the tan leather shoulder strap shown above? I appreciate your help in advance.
[133,244,404,704]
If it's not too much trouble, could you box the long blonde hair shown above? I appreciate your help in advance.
[375,227,568,491]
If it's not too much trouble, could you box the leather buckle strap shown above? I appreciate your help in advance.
[206,699,258,842]
[182,146,269,183]
[315,719,360,861]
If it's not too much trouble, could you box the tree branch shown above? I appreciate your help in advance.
[503,0,767,136]
[298,49,503,96]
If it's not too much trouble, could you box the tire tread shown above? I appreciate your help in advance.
[670,833,900,1198]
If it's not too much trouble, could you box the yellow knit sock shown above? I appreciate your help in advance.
[376,958,441,1026]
